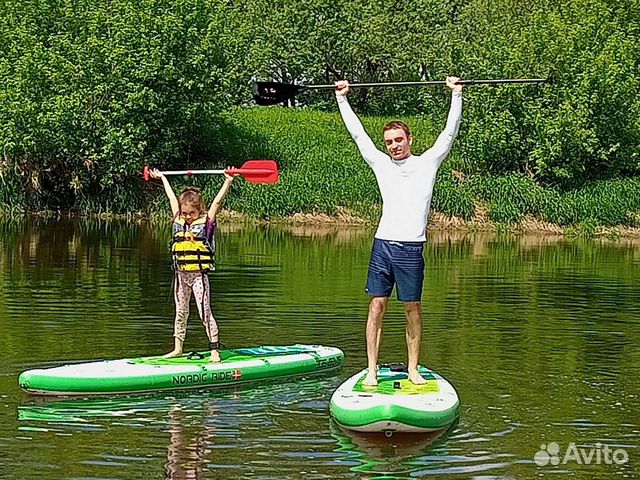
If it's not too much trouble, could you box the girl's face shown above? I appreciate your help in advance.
[180,202,201,224]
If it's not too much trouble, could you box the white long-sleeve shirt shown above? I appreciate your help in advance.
[337,92,462,242]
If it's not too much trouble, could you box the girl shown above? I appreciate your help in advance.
[149,168,235,362]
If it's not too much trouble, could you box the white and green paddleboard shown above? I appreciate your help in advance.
[19,344,344,396]
[330,364,459,435]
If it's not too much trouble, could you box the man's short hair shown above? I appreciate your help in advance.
[383,121,412,139]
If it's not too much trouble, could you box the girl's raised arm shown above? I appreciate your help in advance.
[208,173,235,220]
[150,168,179,216]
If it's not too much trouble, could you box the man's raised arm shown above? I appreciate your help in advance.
[335,80,387,166]
[424,76,463,165]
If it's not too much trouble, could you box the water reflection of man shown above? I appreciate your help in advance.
[335,78,463,386]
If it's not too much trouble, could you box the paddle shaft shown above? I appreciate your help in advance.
[159,169,225,176]
[154,168,273,176]
[305,78,551,89]
[143,160,279,183]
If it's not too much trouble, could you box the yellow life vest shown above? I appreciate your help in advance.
[170,216,215,272]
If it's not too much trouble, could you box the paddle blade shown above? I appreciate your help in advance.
[227,160,279,184]
[252,82,306,105]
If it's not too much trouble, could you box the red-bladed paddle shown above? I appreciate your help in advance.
[143,160,279,184]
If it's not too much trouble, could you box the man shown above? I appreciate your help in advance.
[335,77,462,386]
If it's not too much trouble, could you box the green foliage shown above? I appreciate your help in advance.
[465,173,549,223]
[238,0,640,188]
[521,1,640,188]
[432,170,476,220]
[541,178,640,226]
[0,166,27,213]
[0,0,232,212]
[565,218,599,238]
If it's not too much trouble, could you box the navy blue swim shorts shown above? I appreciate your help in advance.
[365,238,425,302]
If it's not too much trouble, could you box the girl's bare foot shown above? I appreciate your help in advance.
[209,350,221,363]
[163,349,183,359]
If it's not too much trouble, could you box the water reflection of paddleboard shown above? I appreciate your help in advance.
[330,363,459,436]
[19,344,344,396]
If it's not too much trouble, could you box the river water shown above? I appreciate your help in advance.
[0,219,638,479]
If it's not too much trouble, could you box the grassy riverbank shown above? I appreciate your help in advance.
[5,207,640,240]
[3,107,640,239]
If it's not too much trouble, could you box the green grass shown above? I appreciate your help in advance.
[4,106,640,238]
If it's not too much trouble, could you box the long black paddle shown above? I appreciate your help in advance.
[253,78,553,105]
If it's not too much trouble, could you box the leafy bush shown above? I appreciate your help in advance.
[0,0,232,212]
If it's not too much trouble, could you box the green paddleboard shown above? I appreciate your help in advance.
[330,364,459,435]
[19,344,344,396]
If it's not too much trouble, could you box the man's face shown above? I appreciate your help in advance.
[383,128,412,161]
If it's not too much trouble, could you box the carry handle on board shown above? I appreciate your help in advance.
[143,160,279,184]
[380,363,409,373]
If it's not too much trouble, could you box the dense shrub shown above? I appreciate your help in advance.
[0,0,232,212]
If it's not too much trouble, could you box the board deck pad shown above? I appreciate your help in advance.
[19,344,344,396]
[131,346,313,365]
[353,374,440,395]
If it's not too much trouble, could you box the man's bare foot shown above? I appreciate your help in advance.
[163,349,182,359]
[209,350,221,363]
[362,371,378,387]
[408,370,427,384]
